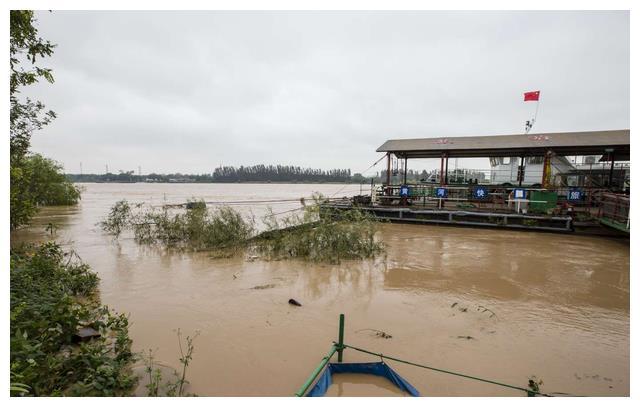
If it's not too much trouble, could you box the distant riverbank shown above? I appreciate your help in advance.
[72,180,372,185]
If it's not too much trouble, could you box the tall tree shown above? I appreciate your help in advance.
[10,10,56,164]
[10,10,79,229]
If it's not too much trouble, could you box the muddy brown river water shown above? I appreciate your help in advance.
[11,183,629,396]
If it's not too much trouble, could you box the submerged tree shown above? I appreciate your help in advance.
[10,10,80,229]
[100,195,384,263]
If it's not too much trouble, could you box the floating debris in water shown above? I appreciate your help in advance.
[356,328,393,339]
[252,284,276,290]
[288,298,302,306]
[477,305,497,318]
[457,335,475,340]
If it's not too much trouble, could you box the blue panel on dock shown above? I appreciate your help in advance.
[400,185,410,197]
[436,187,447,198]
[513,188,526,199]
[473,186,489,199]
[568,188,583,201]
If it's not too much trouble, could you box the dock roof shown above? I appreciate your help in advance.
[376,129,630,159]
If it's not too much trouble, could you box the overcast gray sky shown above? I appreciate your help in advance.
[23,10,629,175]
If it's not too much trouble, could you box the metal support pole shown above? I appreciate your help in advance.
[608,152,615,189]
[403,156,408,184]
[337,314,345,362]
[444,155,449,185]
[518,156,525,187]
[386,153,391,187]
[440,153,446,186]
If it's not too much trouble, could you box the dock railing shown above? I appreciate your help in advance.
[596,192,630,232]
[373,183,621,216]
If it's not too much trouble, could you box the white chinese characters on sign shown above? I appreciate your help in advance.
[568,190,582,201]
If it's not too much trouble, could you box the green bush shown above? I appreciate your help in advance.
[10,242,135,396]
[100,195,384,263]
[255,202,384,263]
[101,199,255,251]
[11,154,81,229]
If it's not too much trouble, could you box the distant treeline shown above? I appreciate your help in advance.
[66,165,376,184]
[213,165,352,183]
[66,166,487,184]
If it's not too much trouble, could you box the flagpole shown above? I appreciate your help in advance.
[532,98,540,128]
[525,96,540,134]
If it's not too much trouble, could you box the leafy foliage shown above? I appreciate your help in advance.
[11,154,81,229]
[100,200,132,237]
[100,195,384,263]
[10,10,56,164]
[9,11,80,230]
[10,242,135,396]
[255,196,384,263]
[101,199,255,251]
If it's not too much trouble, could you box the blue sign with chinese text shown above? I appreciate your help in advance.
[473,186,488,199]
[567,188,583,201]
[400,185,410,197]
[435,187,447,198]
[513,188,526,200]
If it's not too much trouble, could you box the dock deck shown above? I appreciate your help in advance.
[323,202,575,232]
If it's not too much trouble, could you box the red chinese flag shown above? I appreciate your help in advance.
[524,90,540,101]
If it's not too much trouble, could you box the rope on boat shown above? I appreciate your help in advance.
[337,342,562,397]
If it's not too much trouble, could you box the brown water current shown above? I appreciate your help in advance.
[11,183,629,396]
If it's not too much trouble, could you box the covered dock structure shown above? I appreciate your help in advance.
[326,129,630,234]
[377,129,630,188]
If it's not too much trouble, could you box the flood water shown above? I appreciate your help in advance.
[11,183,629,396]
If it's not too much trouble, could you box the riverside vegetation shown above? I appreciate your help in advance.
[10,242,200,396]
[9,11,134,397]
[100,195,385,263]
[10,11,80,229]
[10,243,135,396]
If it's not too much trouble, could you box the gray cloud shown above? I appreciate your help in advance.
[23,10,629,175]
